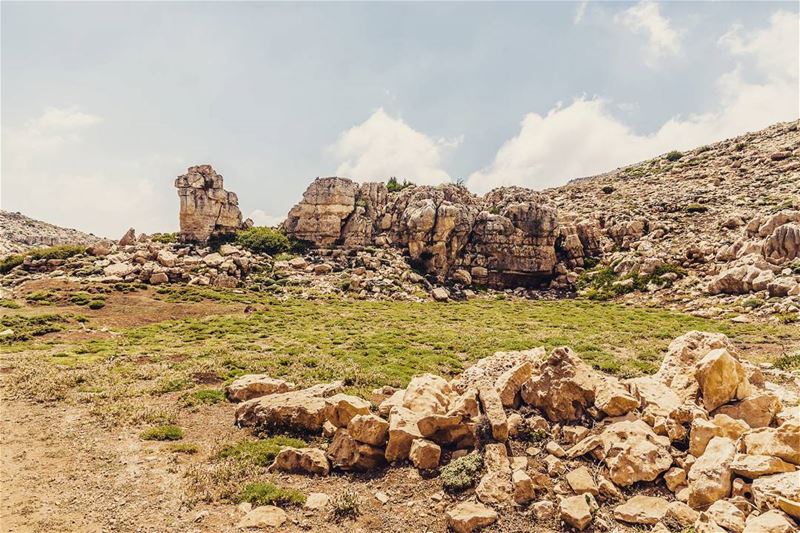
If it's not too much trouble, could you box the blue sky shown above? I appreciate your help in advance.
[2,1,798,237]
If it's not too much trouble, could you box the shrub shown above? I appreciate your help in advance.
[28,245,86,261]
[0,299,21,309]
[685,203,708,213]
[189,388,225,404]
[238,482,306,507]
[217,436,307,466]
[665,150,683,162]
[166,443,199,454]
[441,452,484,492]
[601,185,615,194]
[330,489,361,521]
[0,254,24,274]
[141,424,184,441]
[386,177,414,193]
[774,352,800,371]
[88,300,106,310]
[150,232,177,244]
[236,227,290,255]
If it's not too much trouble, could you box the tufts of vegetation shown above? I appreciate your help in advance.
[185,388,226,405]
[685,203,709,214]
[166,443,199,454]
[150,232,177,244]
[88,300,106,310]
[774,352,800,371]
[601,185,615,194]
[28,245,87,261]
[665,150,683,162]
[0,299,21,309]
[576,263,687,302]
[236,227,291,256]
[140,424,184,441]
[0,314,73,343]
[0,254,24,274]
[217,436,307,467]
[386,177,414,193]
[238,482,306,507]
[441,452,484,492]
[330,489,361,522]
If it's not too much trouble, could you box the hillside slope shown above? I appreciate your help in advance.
[0,210,106,256]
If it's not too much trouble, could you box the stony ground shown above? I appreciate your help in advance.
[1,280,799,532]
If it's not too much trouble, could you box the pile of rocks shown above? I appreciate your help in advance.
[0,210,104,256]
[226,331,800,532]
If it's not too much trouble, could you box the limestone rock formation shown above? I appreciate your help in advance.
[175,165,246,243]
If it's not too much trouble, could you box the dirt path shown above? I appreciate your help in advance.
[0,399,194,533]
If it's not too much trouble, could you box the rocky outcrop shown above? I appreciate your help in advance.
[284,178,601,288]
[175,165,247,243]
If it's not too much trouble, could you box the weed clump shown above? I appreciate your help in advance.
[0,254,24,274]
[774,352,800,371]
[685,203,708,213]
[386,176,414,192]
[441,452,483,493]
[238,482,306,507]
[665,150,683,162]
[217,436,307,466]
[141,424,184,441]
[330,489,361,521]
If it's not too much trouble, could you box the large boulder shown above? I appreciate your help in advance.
[327,428,385,471]
[234,381,343,432]
[175,165,244,243]
[267,447,330,476]
[751,471,800,512]
[613,495,670,525]
[475,443,512,504]
[285,177,359,246]
[695,348,752,411]
[225,375,295,402]
[742,423,800,465]
[521,347,599,422]
[763,222,800,263]
[687,436,737,509]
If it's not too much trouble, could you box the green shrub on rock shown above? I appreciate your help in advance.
[441,452,483,492]
[235,227,290,255]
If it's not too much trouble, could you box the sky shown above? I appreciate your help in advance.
[1,1,798,238]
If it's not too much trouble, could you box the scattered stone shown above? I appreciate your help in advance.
[477,386,508,442]
[347,414,389,446]
[409,439,441,470]
[730,454,796,479]
[327,428,385,471]
[705,500,746,533]
[324,393,371,428]
[613,495,670,525]
[476,443,513,504]
[743,510,797,533]
[695,348,751,411]
[560,493,598,531]
[236,506,287,529]
[742,423,800,465]
[565,466,598,496]
[304,492,330,511]
[446,501,498,533]
[268,447,330,476]
[512,469,534,505]
[688,436,737,509]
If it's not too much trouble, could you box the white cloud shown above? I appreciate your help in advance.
[330,108,460,186]
[1,106,178,237]
[467,10,799,194]
[616,1,681,67]
[574,1,588,24]
[247,209,284,227]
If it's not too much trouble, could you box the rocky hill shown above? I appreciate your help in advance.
[284,120,800,319]
[0,210,106,256]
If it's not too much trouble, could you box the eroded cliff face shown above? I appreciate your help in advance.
[175,165,247,243]
[285,177,604,288]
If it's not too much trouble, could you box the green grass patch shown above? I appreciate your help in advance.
[0,299,21,309]
[217,436,307,466]
[238,482,305,507]
[187,388,226,405]
[0,254,24,274]
[166,443,199,454]
[140,424,183,441]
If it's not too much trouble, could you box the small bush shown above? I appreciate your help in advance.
[238,482,306,507]
[330,489,361,521]
[774,352,800,371]
[742,298,764,309]
[167,443,199,454]
[150,232,177,244]
[88,300,106,310]
[141,424,184,441]
[601,185,615,194]
[0,254,24,274]
[0,299,21,309]
[386,177,414,193]
[236,227,290,255]
[217,436,307,466]
[28,245,86,261]
[685,203,708,213]
[665,150,683,162]
[441,452,484,492]
[190,388,225,404]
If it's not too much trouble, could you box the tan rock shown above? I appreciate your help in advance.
[494,361,532,407]
[600,419,673,487]
[236,505,287,529]
[378,389,405,417]
[565,466,598,495]
[478,386,508,442]
[706,500,746,533]
[664,466,687,492]
[304,492,330,511]
[695,513,729,533]
[417,413,463,438]
[446,501,498,533]
[690,415,750,457]
[532,500,556,521]
[695,348,752,412]
[324,394,371,428]
[521,347,598,422]
[403,374,454,414]
[613,495,670,525]
[751,471,800,512]
[175,165,243,243]
[225,374,295,402]
[431,287,450,301]
[384,407,422,462]
[560,493,598,531]
[742,423,800,465]
[688,436,737,509]
[347,414,389,446]
[597,475,624,502]
[743,510,797,533]
[234,381,343,431]
[409,439,441,470]
[730,454,796,479]
[716,393,783,428]
[666,501,700,528]
[594,377,639,417]
[545,441,566,458]
[512,469,534,505]
[327,428,385,471]
[267,447,330,476]
[476,443,512,505]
